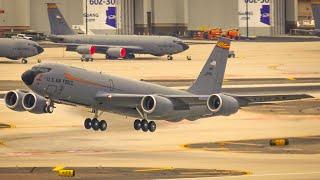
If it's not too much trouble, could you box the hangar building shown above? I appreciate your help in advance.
[0,0,319,37]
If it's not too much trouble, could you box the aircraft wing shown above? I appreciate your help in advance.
[54,43,144,51]
[230,94,314,106]
[94,93,210,109]
[95,92,314,108]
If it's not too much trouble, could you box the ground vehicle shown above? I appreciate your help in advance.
[11,34,33,40]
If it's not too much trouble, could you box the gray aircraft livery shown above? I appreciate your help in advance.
[4,38,312,132]
[0,38,44,63]
[47,3,189,61]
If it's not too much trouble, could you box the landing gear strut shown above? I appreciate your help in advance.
[133,119,156,132]
[84,110,107,131]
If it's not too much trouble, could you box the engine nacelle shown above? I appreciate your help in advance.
[4,90,27,111]
[141,95,174,117]
[22,93,48,114]
[106,48,126,58]
[76,45,96,55]
[207,94,239,116]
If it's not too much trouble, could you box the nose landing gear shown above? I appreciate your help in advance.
[21,58,28,64]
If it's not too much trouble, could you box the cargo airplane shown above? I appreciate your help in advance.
[4,38,312,132]
[0,38,44,64]
[46,3,189,61]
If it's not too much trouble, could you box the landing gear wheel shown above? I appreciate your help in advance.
[45,105,54,113]
[127,53,135,59]
[141,119,149,132]
[99,120,107,131]
[167,55,173,60]
[134,119,142,130]
[22,59,28,64]
[187,56,192,61]
[84,118,92,129]
[92,118,100,131]
[148,121,156,132]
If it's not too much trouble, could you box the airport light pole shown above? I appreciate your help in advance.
[246,1,249,39]
[85,0,88,34]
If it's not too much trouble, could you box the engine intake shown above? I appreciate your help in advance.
[207,94,239,116]
[4,90,26,111]
[22,93,48,114]
[141,95,174,117]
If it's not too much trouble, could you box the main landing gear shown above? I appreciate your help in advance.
[84,118,107,131]
[81,54,93,62]
[84,110,107,131]
[134,119,156,132]
[167,55,173,60]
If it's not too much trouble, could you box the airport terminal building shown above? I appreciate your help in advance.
[0,0,319,37]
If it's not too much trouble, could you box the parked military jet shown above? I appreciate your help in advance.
[0,38,44,63]
[46,3,189,61]
[4,38,312,132]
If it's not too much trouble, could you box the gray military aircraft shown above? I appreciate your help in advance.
[0,38,44,63]
[46,3,189,61]
[4,38,312,132]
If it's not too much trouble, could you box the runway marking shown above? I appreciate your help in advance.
[287,77,296,81]
[52,166,65,172]
[245,172,320,178]
[191,172,320,179]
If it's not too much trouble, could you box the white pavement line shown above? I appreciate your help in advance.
[169,172,320,179]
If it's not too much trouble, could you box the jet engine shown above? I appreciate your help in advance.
[4,90,27,111]
[106,48,127,58]
[22,93,49,114]
[76,45,96,55]
[141,95,174,117]
[207,94,239,116]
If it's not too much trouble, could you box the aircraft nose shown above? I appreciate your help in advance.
[37,45,44,54]
[21,70,36,86]
[182,43,189,50]
[178,42,189,51]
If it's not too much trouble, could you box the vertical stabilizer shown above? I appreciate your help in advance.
[47,3,76,35]
[188,38,231,95]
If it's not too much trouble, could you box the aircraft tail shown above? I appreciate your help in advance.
[47,3,76,35]
[188,37,231,95]
[312,3,320,30]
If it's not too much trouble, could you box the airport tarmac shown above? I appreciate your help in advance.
[0,41,319,179]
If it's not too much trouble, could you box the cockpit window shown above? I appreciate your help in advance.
[173,40,183,44]
[31,66,51,73]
